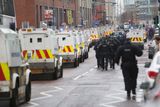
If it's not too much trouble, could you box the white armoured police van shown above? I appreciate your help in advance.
[126,29,144,49]
[19,28,63,80]
[0,28,31,107]
[56,31,80,67]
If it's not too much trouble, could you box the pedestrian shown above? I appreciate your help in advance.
[147,27,155,41]
[115,39,143,100]
[154,35,160,52]
[98,38,111,70]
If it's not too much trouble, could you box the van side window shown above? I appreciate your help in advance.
[62,37,66,41]
[30,38,32,43]
[37,38,42,43]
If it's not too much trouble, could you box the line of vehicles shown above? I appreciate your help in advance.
[0,24,150,106]
[0,25,108,107]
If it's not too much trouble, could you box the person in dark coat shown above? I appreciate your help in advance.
[148,27,155,41]
[108,37,120,69]
[98,38,111,70]
[115,39,143,100]
[94,39,102,68]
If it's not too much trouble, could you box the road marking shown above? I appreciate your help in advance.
[100,89,126,107]
[28,87,63,107]
[89,68,94,72]
[73,72,89,80]
[28,102,39,107]
[94,65,97,68]
[73,67,96,80]
[73,75,82,80]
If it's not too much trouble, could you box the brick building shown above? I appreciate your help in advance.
[92,0,106,26]
[14,0,77,29]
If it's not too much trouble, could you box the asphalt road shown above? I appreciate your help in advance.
[1,45,151,107]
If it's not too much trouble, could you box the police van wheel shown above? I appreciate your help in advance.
[74,59,78,67]
[85,52,88,59]
[25,76,31,102]
[77,59,79,66]
[80,56,84,63]
[10,82,19,107]
[60,65,63,78]
[54,67,59,80]
[82,55,85,62]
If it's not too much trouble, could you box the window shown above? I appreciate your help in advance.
[37,38,42,43]
[0,0,15,16]
[30,38,32,43]
[62,37,66,41]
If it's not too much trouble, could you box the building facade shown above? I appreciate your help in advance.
[121,0,136,23]
[135,0,158,25]
[0,0,16,29]
[124,0,135,6]
[14,0,78,29]
[92,0,106,26]
[105,0,116,24]
[0,0,15,16]
[78,0,92,27]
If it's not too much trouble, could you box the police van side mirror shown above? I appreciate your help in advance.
[144,62,151,68]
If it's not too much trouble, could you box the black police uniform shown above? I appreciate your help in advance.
[108,38,119,69]
[115,40,143,99]
[98,40,111,70]
[94,40,101,68]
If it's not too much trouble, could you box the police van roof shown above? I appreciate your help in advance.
[0,28,17,34]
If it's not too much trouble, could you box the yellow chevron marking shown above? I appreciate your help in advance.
[70,46,74,52]
[64,46,69,52]
[39,50,46,59]
[47,49,54,58]
[1,63,10,81]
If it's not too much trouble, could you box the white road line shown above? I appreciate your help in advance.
[100,89,126,107]
[100,104,115,107]
[82,72,89,76]
[89,68,94,72]
[73,71,89,80]
[94,65,97,68]
[28,102,39,107]
[100,99,126,107]
[30,87,63,105]
[73,75,82,80]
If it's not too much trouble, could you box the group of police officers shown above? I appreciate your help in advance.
[94,32,126,70]
[93,31,143,100]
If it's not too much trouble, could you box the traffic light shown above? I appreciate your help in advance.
[153,16,159,26]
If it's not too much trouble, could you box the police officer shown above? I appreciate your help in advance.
[115,39,143,100]
[98,38,111,70]
[108,37,119,69]
[94,39,102,68]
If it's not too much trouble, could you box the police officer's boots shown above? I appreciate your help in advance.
[127,90,131,100]
[132,89,136,100]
